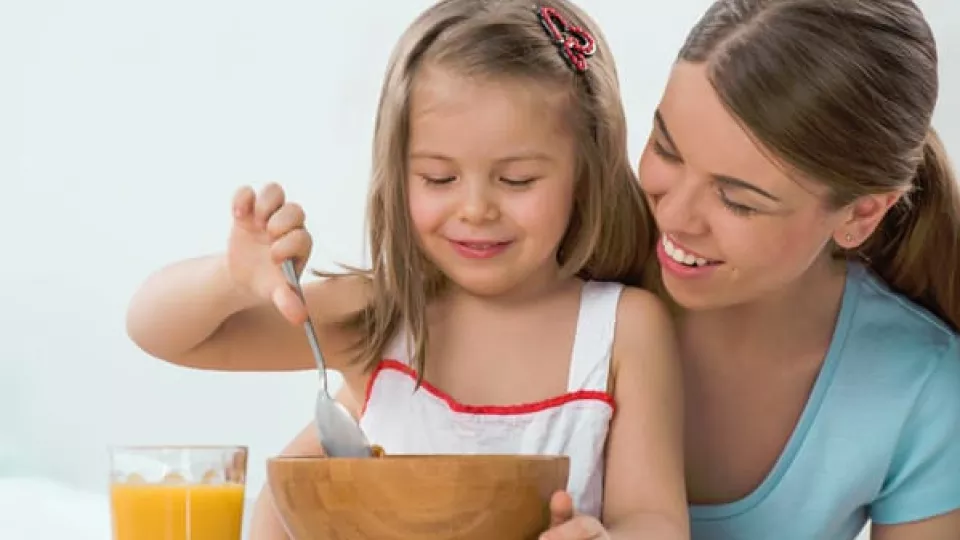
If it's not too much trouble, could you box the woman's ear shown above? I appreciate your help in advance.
[832,190,905,249]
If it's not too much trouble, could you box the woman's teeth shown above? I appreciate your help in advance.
[663,237,714,267]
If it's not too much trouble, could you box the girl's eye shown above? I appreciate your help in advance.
[501,177,537,187]
[651,141,681,163]
[422,176,455,184]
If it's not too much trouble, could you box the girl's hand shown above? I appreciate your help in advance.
[227,182,313,324]
[540,491,610,540]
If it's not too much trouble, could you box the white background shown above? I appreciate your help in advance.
[1,0,956,537]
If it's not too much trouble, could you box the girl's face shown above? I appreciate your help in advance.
[638,62,864,311]
[406,66,578,298]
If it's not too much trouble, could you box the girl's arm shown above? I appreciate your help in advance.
[601,287,689,538]
[248,420,324,540]
[126,257,368,372]
[126,183,370,373]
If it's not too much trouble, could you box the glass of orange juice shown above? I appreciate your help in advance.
[109,445,248,540]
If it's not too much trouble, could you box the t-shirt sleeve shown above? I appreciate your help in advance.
[869,335,960,525]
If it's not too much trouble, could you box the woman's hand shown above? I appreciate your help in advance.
[540,491,610,540]
[228,182,313,324]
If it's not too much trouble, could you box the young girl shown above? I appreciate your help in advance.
[126,1,689,538]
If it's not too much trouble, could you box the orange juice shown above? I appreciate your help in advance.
[111,482,245,540]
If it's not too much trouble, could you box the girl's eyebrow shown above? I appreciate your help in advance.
[408,151,454,161]
[408,151,555,163]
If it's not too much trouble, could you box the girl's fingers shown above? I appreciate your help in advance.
[254,182,286,229]
[266,202,306,241]
[272,285,308,326]
[232,185,257,230]
[269,228,313,267]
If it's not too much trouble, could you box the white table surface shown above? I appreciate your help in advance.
[0,474,871,540]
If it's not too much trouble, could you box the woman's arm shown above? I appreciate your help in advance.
[599,287,689,539]
[872,509,960,540]
[868,337,960,540]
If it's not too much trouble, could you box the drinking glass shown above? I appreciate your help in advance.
[109,445,248,540]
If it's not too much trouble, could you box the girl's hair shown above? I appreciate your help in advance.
[330,0,655,376]
[678,0,960,330]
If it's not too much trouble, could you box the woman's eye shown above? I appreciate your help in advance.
[651,141,681,163]
[718,191,758,217]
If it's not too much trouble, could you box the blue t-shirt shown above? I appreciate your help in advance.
[689,262,960,540]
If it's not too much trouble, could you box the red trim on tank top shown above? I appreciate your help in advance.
[360,359,616,417]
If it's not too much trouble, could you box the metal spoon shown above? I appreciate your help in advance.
[280,259,372,458]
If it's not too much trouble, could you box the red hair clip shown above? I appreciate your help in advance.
[536,5,597,73]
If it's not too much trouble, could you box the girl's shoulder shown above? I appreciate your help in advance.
[605,283,679,386]
[613,284,675,338]
[578,280,674,350]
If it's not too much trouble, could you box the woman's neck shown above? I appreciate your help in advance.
[680,256,849,367]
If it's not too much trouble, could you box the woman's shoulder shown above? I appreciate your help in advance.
[846,261,956,358]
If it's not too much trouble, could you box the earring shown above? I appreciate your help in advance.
[844,233,854,244]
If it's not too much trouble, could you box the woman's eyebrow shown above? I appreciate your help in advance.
[654,109,679,151]
[655,109,780,203]
[714,174,781,202]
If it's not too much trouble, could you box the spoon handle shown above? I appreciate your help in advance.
[280,259,330,396]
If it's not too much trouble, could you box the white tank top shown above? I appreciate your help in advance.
[358,281,624,518]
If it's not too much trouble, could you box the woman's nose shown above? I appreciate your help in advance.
[653,179,708,236]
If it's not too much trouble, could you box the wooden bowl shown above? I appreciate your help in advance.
[266,454,570,540]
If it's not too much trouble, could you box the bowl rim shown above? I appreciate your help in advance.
[268,453,569,463]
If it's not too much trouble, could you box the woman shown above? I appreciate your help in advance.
[632,0,959,538]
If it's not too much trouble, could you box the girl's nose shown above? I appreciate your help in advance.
[458,180,500,224]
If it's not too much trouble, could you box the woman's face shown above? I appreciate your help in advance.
[637,62,855,311]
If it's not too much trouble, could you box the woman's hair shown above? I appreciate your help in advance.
[328,0,655,376]
[678,0,960,330]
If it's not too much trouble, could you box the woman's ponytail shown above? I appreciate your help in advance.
[860,127,960,331]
